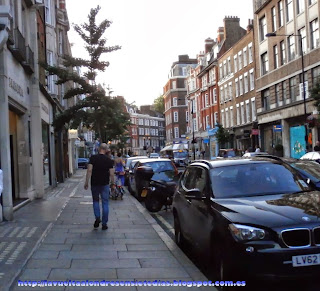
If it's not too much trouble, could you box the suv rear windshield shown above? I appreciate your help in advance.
[142,161,174,172]
[210,163,311,198]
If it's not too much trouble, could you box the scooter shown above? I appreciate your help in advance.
[143,179,177,212]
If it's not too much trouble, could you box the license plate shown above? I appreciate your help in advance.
[141,189,148,197]
[292,253,320,267]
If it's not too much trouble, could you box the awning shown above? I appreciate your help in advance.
[160,145,173,152]
[172,143,188,150]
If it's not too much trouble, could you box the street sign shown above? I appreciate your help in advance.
[251,129,260,135]
[273,125,282,132]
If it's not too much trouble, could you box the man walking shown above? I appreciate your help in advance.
[84,143,114,230]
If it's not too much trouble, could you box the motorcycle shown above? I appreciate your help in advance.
[143,179,178,212]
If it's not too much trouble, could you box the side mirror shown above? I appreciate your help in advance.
[185,188,203,200]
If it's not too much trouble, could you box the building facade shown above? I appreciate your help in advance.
[253,0,320,157]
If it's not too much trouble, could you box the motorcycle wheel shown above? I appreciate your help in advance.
[145,194,163,212]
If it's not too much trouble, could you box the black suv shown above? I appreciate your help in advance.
[172,158,320,280]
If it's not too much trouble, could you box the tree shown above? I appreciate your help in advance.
[215,123,230,147]
[44,6,130,141]
[311,80,320,110]
[153,95,165,113]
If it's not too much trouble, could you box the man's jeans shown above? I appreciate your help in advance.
[91,185,110,225]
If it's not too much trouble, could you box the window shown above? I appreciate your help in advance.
[243,48,247,67]
[45,0,52,25]
[224,85,228,102]
[205,93,209,107]
[46,50,54,93]
[275,83,281,106]
[278,1,284,27]
[282,81,287,100]
[145,128,150,135]
[139,128,144,135]
[239,76,243,95]
[289,77,296,101]
[173,97,177,106]
[236,105,240,125]
[221,110,225,127]
[274,45,279,69]
[139,118,144,125]
[310,18,319,50]
[249,69,255,90]
[172,81,177,89]
[186,111,189,122]
[213,88,217,103]
[280,41,286,65]
[308,0,316,6]
[145,119,149,126]
[227,57,231,74]
[244,73,249,93]
[220,86,224,103]
[225,109,229,128]
[251,98,256,121]
[234,55,238,72]
[262,89,270,110]
[219,64,223,79]
[238,52,243,70]
[297,0,305,14]
[272,6,277,31]
[174,127,179,139]
[259,16,267,42]
[223,61,227,76]
[261,52,269,75]
[312,66,320,85]
[235,78,239,97]
[192,99,196,113]
[230,107,234,127]
[298,27,307,55]
[174,112,178,122]
[240,102,245,124]
[248,43,253,63]
[246,101,251,123]
[228,82,233,100]
[288,35,296,61]
[206,115,210,128]
[286,0,293,22]
[58,30,64,55]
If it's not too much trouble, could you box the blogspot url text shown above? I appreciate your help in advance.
[18,280,246,288]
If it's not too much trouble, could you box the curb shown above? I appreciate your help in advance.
[125,190,209,283]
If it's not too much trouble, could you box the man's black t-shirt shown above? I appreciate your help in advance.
[89,154,114,186]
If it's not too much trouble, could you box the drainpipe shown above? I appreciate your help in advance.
[0,7,13,221]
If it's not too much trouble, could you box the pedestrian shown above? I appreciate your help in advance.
[114,152,125,187]
[84,143,114,230]
[255,145,261,153]
[314,141,320,151]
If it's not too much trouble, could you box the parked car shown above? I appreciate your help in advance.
[173,157,320,280]
[242,151,269,157]
[300,151,320,163]
[217,149,237,158]
[124,156,148,186]
[78,158,89,169]
[149,153,160,159]
[129,158,178,201]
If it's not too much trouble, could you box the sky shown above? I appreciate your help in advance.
[66,0,254,106]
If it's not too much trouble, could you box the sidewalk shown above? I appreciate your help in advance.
[0,170,212,291]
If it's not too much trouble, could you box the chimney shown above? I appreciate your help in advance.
[217,27,224,43]
[204,38,214,53]
[247,19,253,33]
[223,16,240,38]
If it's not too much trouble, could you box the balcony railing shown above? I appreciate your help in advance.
[22,45,35,74]
[9,28,27,62]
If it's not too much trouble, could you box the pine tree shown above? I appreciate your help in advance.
[44,6,130,141]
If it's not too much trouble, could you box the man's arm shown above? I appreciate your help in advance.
[84,164,93,190]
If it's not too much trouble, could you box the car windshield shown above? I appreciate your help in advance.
[290,161,320,183]
[143,161,174,172]
[174,152,188,158]
[210,163,311,198]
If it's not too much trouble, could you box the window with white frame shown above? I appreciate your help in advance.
[249,69,255,90]
[174,127,179,139]
[286,0,293,22]
[45,0,53,25]
[280,40,286,65]
[225,108,229,128]
[271,6,277,31]
[248,43,253,63]
[223,60,227,76]
[173,97,177,106]
[58,29,64,55]
[205,93,209,107]
[278,1,284,27]
[246,100,251,123]
[227,57,231,74]
[236,104,240,125]
[220,86,224,103]
[228,82,232,100]
[310,18,319,49]
[298,27,307,54]
[234,55,238,72]
[224,85,228,102]
[244,73,249,93]
[243,48,247,67]
[174,111,178,122]
[145,119,149,126]
[172,81,177,89]
[235,78,239,97]
[261,52,269,75]
[230,107,234,127]
[139,128,144,135]
[145,128,150,135]
[240,102,245,124]
[238,51,243,70]
[221,110,225,127]
[297,0,305,14]
[206,115,210,128]
[214,112,218,126]
[239,76,243,95]
[273,45,279,69]
[202,75,207,88]
[219,64,223,79]
[46,50,54,93]
[139,118,144,125]
[193,118,198,131]
[213,88,217,103]
[156,129,159,136]
[288,35,295,61]
[259,15,267,42]
[309,0,317,5]
[251,97,256,121]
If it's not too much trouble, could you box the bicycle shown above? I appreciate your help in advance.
[110,172,124,200]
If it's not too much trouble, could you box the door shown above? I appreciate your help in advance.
[10,135,16,200]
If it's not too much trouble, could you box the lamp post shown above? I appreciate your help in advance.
[265,32,308,152]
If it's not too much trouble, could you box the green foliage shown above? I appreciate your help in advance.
[44,5,129,141]
[153,95,165,113]
[311,80,320,110]
[215,123,230,147]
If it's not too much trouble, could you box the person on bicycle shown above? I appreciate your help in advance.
[114,153,125,186]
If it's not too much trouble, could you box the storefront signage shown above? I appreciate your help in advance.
[273,125,282,132]
[68,129,78,139]
[8,78,23,97]
[251,129,260,135]
[207,127,218,136]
